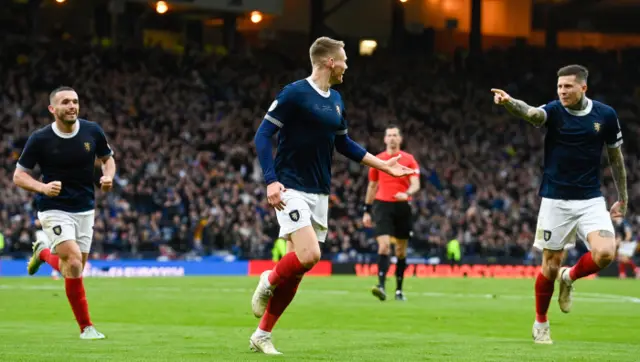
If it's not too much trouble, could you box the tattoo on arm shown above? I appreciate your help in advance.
[504,99,547,127]
[598,230,614,238]
[607,147,628,204]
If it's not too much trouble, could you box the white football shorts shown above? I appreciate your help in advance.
[37,210,95,254]
[618,241,638,258]
[534,197,614,251]
[275,189,329,242]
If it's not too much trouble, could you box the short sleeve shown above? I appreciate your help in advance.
[409,156,420,175]
[95,124,113,158]
[17,133,41,171]
[336,100,347,136]
[536,101,558,128]
[265,87,295,128]
[368,167,379,182]
[604,109,623,148]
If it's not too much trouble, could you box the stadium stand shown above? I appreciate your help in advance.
[1,37,639,263]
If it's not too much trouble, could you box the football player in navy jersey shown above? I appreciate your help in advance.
[251,37,415,355]
[492,65,627,344]
[14,86,115,340]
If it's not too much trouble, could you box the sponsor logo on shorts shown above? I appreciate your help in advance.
[289,210,300,222]
[53,225,62,236]
[544,230,552,241]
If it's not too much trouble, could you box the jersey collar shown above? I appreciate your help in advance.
[52,120,80,139]
[564,97,592,117]
[305,77,331,98]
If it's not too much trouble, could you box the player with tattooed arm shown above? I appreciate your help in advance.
[492,64,627,344]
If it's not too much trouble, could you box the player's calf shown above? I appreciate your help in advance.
[395,238,408,298]
[269,226,319,286]
[56,240,101,338]
[253,226,317,317]
[373,236,391,298]
[535,250,561,324]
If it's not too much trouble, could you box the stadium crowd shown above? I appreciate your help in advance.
[1,37,639,262]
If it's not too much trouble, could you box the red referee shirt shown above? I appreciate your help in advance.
[368,150,420,202]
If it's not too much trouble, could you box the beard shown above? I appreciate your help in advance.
[329,70,344,85]
[57,111,78,124]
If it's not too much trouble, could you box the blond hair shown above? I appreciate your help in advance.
[309,37,345,67]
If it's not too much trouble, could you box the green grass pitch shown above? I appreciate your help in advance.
[0,276,639,361]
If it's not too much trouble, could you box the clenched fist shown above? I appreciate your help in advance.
[100,176,113,192]
[42,181,62,197]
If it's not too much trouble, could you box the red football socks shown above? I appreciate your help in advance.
[535,272,554,323]
[569,252,602,281]
[65,278,93,331]
[268,252,308,286]
[259,276,303,332]
[619,261,627,276]
[39,248,60,272]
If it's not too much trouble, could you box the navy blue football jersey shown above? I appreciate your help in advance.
[264,78,348,194]
[17,119,113,212]
[538,98,622,200]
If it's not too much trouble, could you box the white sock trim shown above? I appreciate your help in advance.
[254,328,271,337]
[562,268,573,284]
[534,320,550,328]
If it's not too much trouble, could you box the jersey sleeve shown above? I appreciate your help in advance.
[604,109,623,148]
[409,155,420,175]
[537,101,559,127]
[95,124,114,158]
[368,167,379,182]
[336,99,347,136]
[265,87,295,128]
[16,133,41,171]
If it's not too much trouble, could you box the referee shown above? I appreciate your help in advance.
[362,125,420,301]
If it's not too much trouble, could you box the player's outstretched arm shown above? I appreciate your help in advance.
[334,134,414,177]
[491,89,546,127]
[606,146,628,218]
[361,153,415,177]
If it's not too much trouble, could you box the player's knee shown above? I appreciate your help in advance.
[395,244,407,259]
[592,247,615,267]
[378,242,391,255]
[62,256,83,278]
[57,245,83,278]
[298,248,321,268]
[542,260,561,279]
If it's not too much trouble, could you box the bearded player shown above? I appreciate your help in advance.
[14,86,115,339]
[251,37,415,355]
[363,125,420,302]
[492,64,627,344]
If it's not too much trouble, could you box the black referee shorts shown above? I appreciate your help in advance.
[372,200,413,240]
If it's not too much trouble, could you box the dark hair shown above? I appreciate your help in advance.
[49,86,76,103]
[557,65,589,83]
[385,124,402,137]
